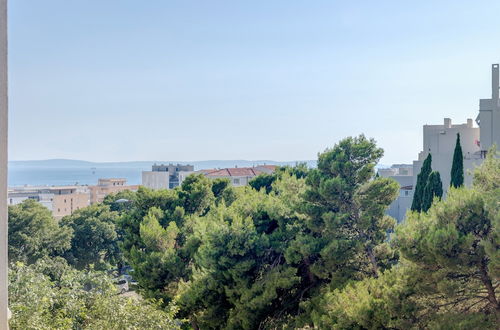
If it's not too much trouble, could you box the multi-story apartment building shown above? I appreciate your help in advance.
[393,63,500,222]
[477,63,500,156]
[8,185,90,219]
[142,163,195,190]
[88,178,139,204]
[412,117,482,191]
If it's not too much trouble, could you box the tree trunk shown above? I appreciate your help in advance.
[190,317,200,330]
[479,259,499,310]
[366,246,379,278]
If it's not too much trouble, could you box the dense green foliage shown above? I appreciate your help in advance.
[7,138,500,329]
[411,153,432,212]
[450,133,464,188]
[318,148,500,329]
[9,258,180,329]
[8,199,72,264]
[248,163,309,194]
[421,170,443,212]
[61,204,122,270]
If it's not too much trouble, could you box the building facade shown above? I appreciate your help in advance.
[142,163,194,190]
[88,178,139,204]
[412,118,482,192]
[477,63,500,156]
[8,186,90,219]
[378,164,414,223]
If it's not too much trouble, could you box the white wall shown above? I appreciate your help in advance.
[142,171,170,190]
[413,118,481,193]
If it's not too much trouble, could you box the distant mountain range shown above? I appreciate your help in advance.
[9,159,394,170]
[9,159,318,170]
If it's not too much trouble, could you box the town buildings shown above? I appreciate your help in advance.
[378,165,414,223]
[412,118,482,190]
[88,178,139,204]
[387,63,500,222]
[202,165,277,186]
[8,178,139,219]
[8,185,90,219]
[142,163,194,190]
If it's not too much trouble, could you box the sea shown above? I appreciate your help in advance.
[8,165,149,187]
[8,159,319,187]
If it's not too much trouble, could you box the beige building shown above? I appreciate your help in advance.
[412,118,482,191]
[88,178,139,204]
[8,185,90,219]
[51,186,90,219]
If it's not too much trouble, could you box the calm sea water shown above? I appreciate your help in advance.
[8,166,149,187]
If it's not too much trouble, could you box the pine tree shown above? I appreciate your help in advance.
[421,171,443,212]
[450,133,464,188]
[411,153,432,212]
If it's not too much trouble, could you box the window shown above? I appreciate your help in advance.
[233,178,240,185]
[404,191,409,196]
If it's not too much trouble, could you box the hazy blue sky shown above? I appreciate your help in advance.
[8,1,500,163]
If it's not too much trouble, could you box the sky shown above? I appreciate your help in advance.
[7,1,500,163]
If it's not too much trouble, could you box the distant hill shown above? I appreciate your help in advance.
[9,159,318,170]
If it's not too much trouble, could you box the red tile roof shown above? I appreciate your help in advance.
[203,166,275,177]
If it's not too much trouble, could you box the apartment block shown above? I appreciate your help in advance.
[88,178,139,204]
[8,185,90,219]
[142,163,195,190]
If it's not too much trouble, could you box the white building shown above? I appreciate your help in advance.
[412,118,482,191]
[392,63,500,223]
[142,163,195,190]
[142,171,170,190]
[477,63,500,156]
[378,165,413,223]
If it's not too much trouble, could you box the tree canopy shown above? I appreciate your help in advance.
[450,132,464,188]
[411,153,432,212]
[8,199,72,264]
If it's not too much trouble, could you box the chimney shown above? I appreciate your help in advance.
[444,118,452,128]
[492,64,499,101]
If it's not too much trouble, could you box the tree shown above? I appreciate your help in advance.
[317,152,500,329]
[395,155,500,315]
[421,171,443,212]
[248,173,275,193]
[177,175,307,329]
[61,204,121,270]
[298,135,399,283]
[450,133,464,188]
[8,199,72,264]
[249,164,310,195]
[103,190,137,212]
[118,177,216,305]
[8,259,181,329]
[411,153,432,212]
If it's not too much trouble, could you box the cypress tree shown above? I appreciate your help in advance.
[421,171,443,212]
[450,133,464,188]
[411,153,432,212]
